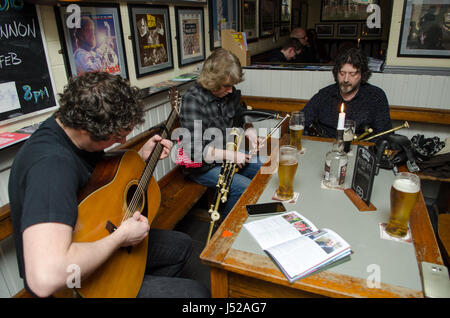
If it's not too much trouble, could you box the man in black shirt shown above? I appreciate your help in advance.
[8,72,209,298]
[267,38,303,63]
[304,48,392,138]
[290,27,319,63]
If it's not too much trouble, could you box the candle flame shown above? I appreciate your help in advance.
[340,103,345,113]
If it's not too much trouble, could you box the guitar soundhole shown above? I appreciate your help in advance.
[125,184,145,215]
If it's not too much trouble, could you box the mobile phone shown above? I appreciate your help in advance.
[420,261,450,298]
[246,202,286,216]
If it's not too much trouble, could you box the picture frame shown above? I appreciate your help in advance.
[321,0,378,22]
[55,3,128,79]
[208,0,239,49]
[128,4,174,78]
[242,0,258,41]
[316,23,334,37]
[175,6,205,67]
[361,23,382,37]
[337,24,358,37]
[260,0,275,37]
[397,0,450,58]
[280,0,291,36]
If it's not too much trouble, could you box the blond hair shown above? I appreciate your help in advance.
[197,49,243,91]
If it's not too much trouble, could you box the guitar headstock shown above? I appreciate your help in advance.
[169,87,182,115]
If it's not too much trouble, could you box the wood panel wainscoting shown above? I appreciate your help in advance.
[241,96,450,125]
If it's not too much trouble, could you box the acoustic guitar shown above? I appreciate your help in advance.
[56,88,181,298]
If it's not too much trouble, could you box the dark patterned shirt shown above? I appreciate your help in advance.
[304,83,392,138]
[179,82,246,175]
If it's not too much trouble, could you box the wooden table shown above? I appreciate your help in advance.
[200,136,443,298]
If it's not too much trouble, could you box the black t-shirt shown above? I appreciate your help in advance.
[8,115,103,283]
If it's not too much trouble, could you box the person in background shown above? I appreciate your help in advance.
[8,71,210,298]
[290,27,319,63]
[267,37,303,63]
[306,28,330,63]
[179,48,265,218]
[303,48,392,138]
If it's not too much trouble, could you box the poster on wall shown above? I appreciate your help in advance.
[55,4,128,79]
[175,7,205,67]
[208,0,239,49]
[128,4,174,77]
[398,0,450,58]
[0,2,57,124]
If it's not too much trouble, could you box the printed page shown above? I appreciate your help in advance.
[266,228,351,280]
[243,211,318,250]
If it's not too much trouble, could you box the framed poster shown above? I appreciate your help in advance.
[208,0,239,49]
[280,0,291,35]
[337,24,358,37]
[128,4,174,77]
[361,23,381,37]
[175,6,205,67]
[321,0,378,22]
[397,0,450,58]
[243,0,258,41]
[55,3,128,79]
[316,23,334,37]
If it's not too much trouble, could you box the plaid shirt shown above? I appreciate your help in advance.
[179,82,246,175]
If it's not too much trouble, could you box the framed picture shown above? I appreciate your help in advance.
[208,0,239,49]
[397,0,450,58]
[321,0,378,22]
[260,0,275,37]
[337,24,358,37]
[316,23,334,37]
[175,7,205,67]
[361,23,382,37]
[55,3,128,79]
[128,4,173,77]
[243,0,258,41]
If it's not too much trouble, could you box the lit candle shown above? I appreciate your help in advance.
[337,103,345,130]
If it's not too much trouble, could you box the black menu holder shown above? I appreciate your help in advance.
[345,145,377,212]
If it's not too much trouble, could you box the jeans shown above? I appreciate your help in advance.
[188,155,265,216]
[137,229,210,298]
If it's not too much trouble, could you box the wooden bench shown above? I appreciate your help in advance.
[0,125,207,297]
[241,95,450,125]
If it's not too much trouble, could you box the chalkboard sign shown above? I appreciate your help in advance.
[0,2,57,123]
[351,145,377,206]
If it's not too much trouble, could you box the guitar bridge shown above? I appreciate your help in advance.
[105,220,117,234]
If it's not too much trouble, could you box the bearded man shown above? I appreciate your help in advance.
[303,48,392,138]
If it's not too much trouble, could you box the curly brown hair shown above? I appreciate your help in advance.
[55,72,144,141]
[332,48,372,84]
[197,48,244,91]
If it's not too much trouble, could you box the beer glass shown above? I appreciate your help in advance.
[385,172,421,238]
[276,146,298,200]
[343,120,355,153]
[289,111,305,151]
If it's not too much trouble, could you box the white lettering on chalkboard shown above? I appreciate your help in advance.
[0,18,36,38]
[66,4,80,29]
[0,52,21,68]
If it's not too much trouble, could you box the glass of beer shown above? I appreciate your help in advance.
[343,120,355,153]
[289,111,305,152]
[385,172,421,238]
[276,146,299,200]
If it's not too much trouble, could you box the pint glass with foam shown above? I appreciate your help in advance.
[385,172,420,238]
[276,146,298,200]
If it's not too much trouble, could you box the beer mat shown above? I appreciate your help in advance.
[272,191,300,203]
[320,180,345,191]
[379,223,413,243]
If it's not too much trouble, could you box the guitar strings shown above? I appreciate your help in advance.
[121,104,178,225]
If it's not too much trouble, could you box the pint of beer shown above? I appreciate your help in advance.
[385,172,420,238]
[289,111,305,151]
[276,146,298,200]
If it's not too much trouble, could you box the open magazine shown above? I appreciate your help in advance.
[244,211,351,283]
